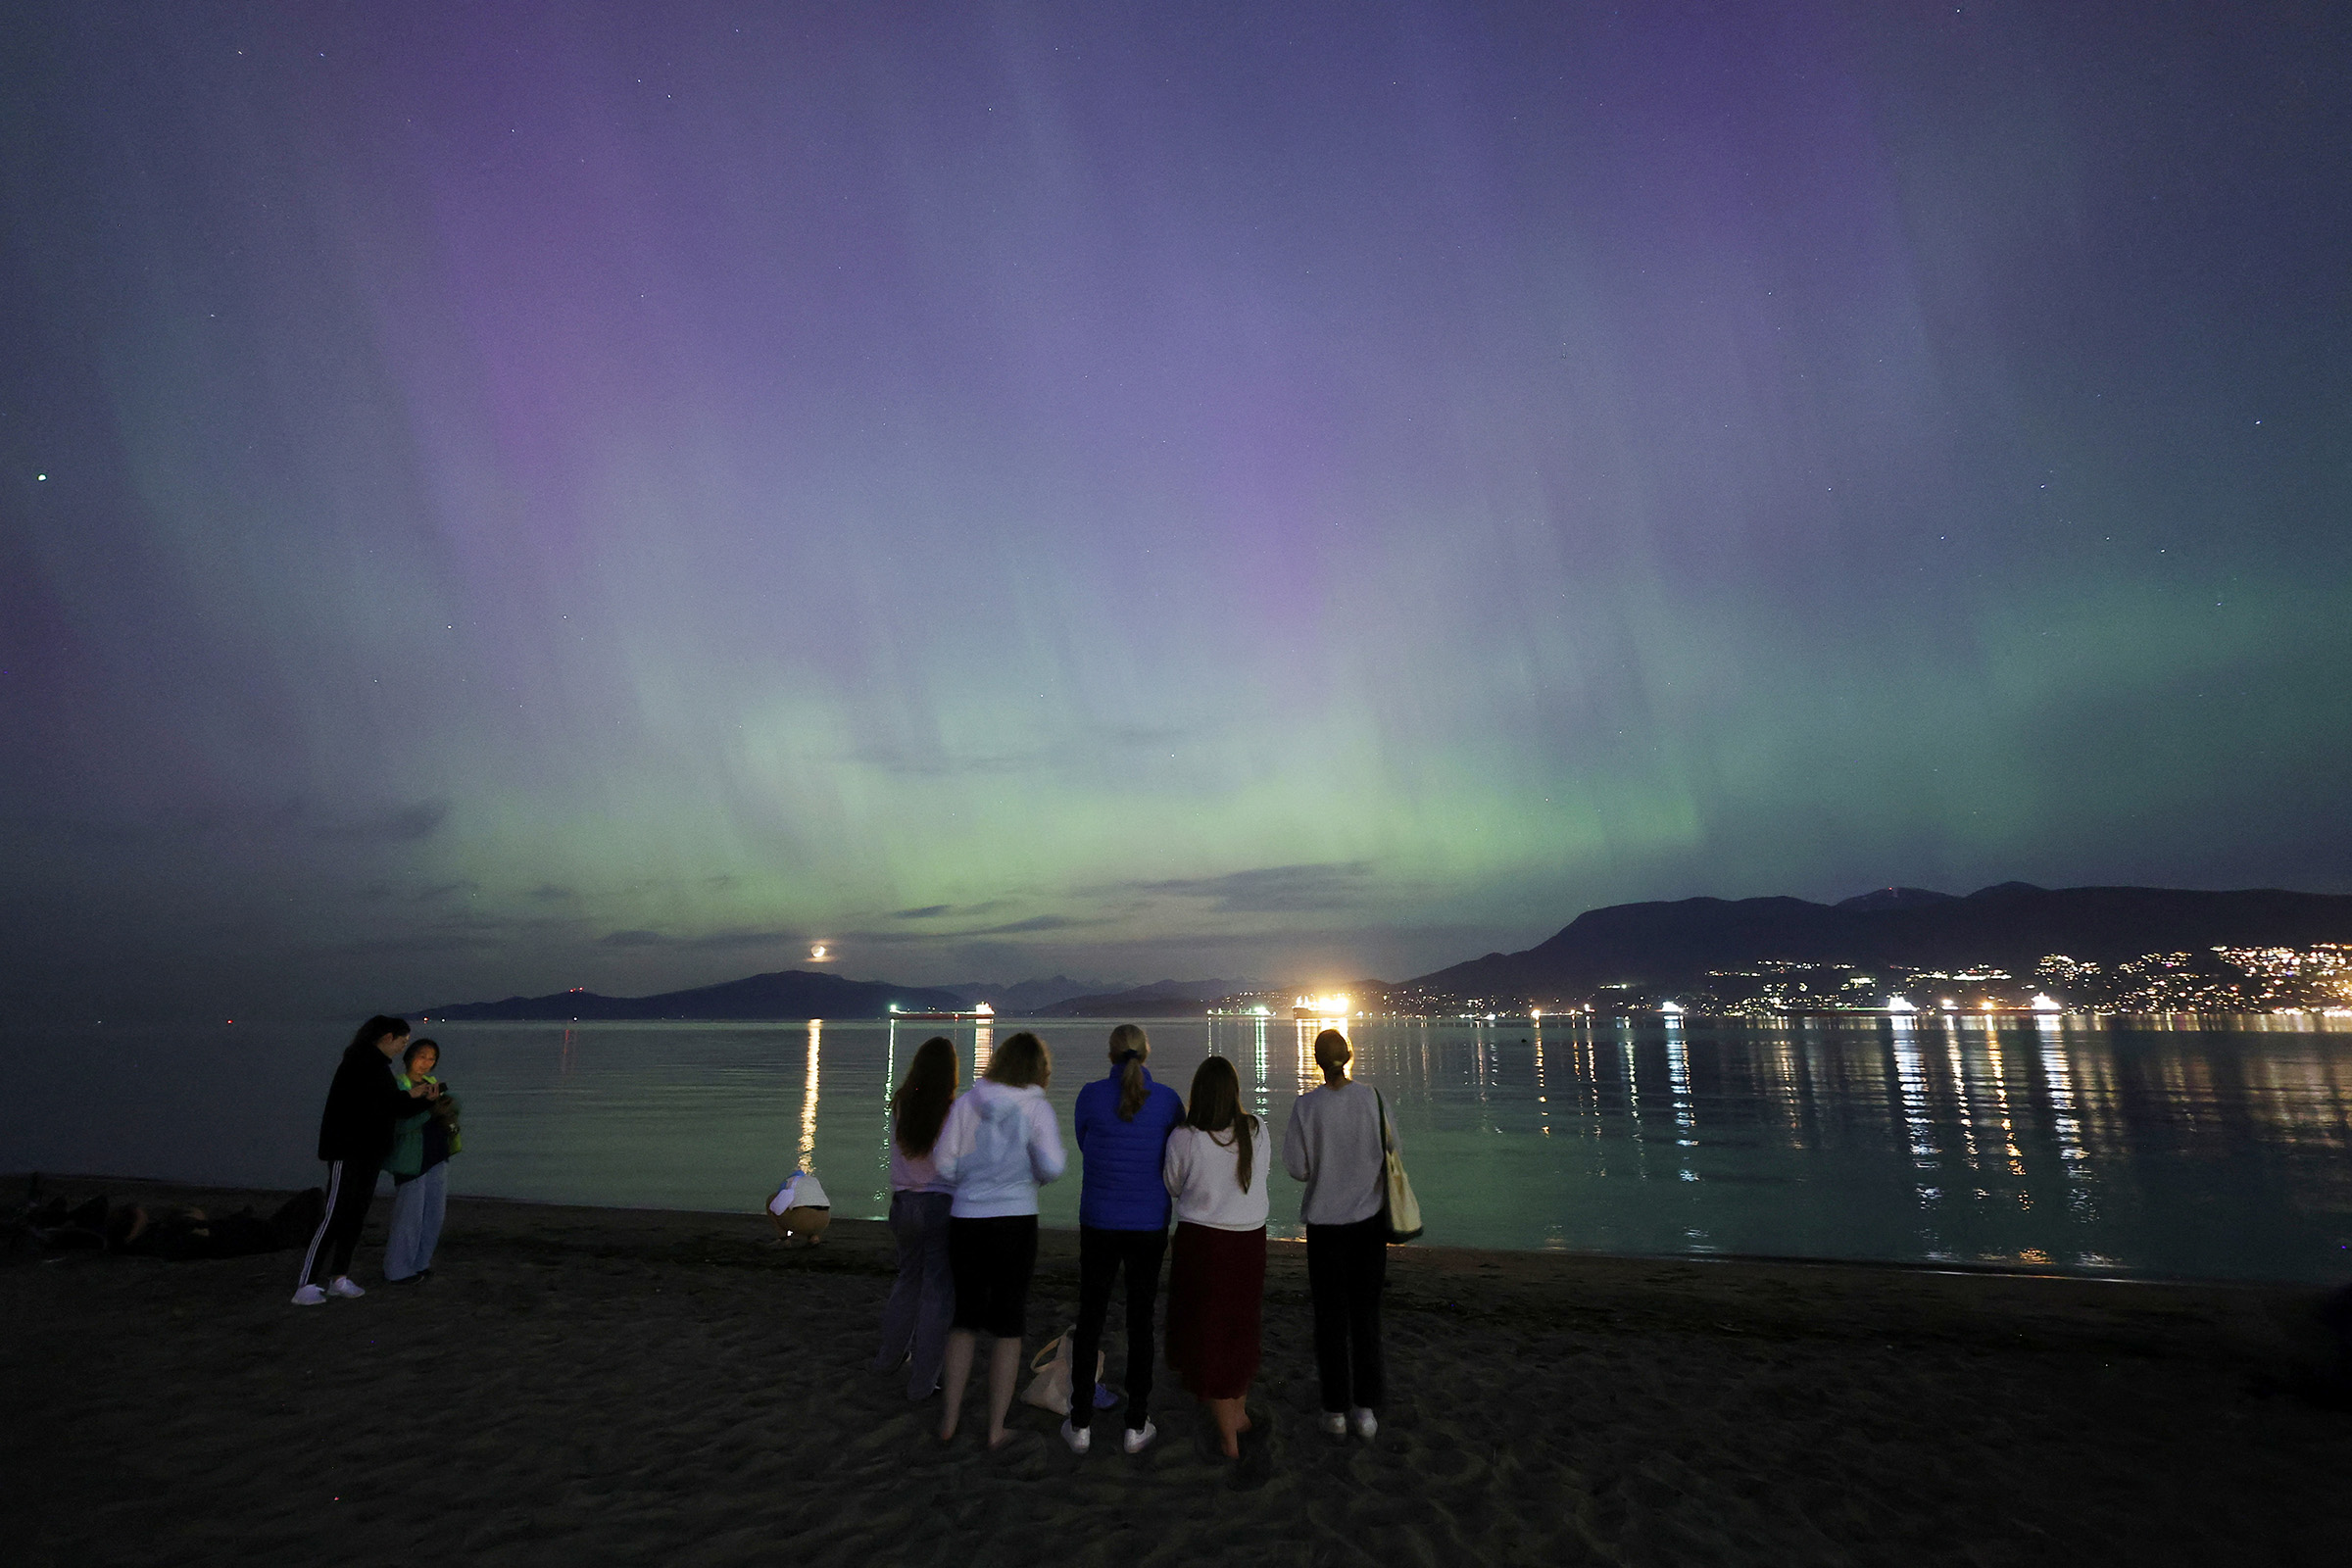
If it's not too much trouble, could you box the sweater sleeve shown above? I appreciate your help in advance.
[1282,1096,1312,1182]
[1161,1127,1187,1200]
[932,1097,975,1185]
[1027,1095,1067,1185]
[386,1068,427,1115]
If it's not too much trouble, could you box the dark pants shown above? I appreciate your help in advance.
[1305,1215,1387,1411]
[948,1214,1039,1338]
[296,1158,380,1288]
[1071,1225,1168,1432]
[874,1190,955,1398]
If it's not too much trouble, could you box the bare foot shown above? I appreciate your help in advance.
[938,1422,957,1444]
[987,1429,1018,1450]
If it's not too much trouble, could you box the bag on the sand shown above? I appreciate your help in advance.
[1375,1090,1423,1244]
[1019,1327,1106,1417]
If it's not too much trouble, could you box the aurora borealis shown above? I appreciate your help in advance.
[4,3,2348,1020]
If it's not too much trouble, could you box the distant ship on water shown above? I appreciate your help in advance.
[887,1002,998,1021]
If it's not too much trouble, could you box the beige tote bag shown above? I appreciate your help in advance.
[1018,1327,1106,1416]
[1375,1090,1424,1244]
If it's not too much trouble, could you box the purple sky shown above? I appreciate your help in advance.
[4,2,2348,1018]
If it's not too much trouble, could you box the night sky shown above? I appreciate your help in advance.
[5,3,2348,1020]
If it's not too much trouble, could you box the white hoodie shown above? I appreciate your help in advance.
[932,1078,1067,1218]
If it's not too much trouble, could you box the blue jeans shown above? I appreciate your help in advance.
[385,1161,448,1281]
[873,1190,954,1398]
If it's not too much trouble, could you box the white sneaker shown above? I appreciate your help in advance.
[1320,1410,1348,1437]
[1350,1406,1378,1441]
[1122,1421,1157,1454]
[291,1284,326,1306]
[328,1276,367,1299]
[1059,1417,1091,1455]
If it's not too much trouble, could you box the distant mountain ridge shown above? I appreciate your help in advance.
[414,884,2352,1022]
[1036,978,1263,1017]
[416,969,967,1022]
[1406,883,2352,1002]
[939,975,1119,1012]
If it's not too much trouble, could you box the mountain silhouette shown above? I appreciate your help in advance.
[1407,884,2352,1000]
[416,968,967,1021]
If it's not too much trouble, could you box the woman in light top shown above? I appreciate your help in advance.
[1161,1054,1269,1459]
[1281,1028,1389,1441]
[932,1031,1066,1449]
[1061,1022,1187,1456]
[384,1038,460,1283]
[872,1035,958,1400]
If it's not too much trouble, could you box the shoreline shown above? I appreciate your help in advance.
[12,1168,2329,1290]
[8,1173,2350,1566]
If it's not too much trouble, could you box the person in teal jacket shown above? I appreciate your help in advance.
[384,1039,460,1282]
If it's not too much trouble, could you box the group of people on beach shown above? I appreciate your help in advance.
[873,1023,1397,1460]
[289,1014,462,1304]
[279,1010,1396,1459]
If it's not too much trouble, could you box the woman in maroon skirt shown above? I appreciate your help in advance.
[1160,1054,1270,1458]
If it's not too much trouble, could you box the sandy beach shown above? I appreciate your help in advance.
[6,1176,2349,1567]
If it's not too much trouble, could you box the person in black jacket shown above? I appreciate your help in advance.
[292,1015,440,1305]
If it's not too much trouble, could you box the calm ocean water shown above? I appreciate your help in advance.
[7,1014,2349,1281]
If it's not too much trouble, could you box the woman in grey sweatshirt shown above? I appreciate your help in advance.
[1281,1028,1390,1440]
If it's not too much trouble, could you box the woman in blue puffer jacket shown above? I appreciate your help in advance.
[1057,1022,1186,1455]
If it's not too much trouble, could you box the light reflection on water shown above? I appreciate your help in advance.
[6,1013,2350,1280]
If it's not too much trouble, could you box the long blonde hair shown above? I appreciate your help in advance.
[1107,1023,1151,1120]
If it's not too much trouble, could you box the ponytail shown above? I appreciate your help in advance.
[1108,1023,1151,1120]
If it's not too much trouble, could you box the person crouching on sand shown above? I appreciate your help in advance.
[1162,1054,1269,1459]
[1061,1023,1186,1456]
[932,1031,1065,1449]
[293,1015,439,1306]
[1282,1027,1388,1440]
[873,1036,959,1401]
[384,1038,460,1283]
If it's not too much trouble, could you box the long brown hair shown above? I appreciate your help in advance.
[985,1031,1052,1089]
[893,1036,959,1157]
[1185,1054,1257,1193]
[1107,1023,1151,1120]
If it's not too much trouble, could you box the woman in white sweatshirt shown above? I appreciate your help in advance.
[1161,1054,1269,1459]
[931,1030,1066,1448]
